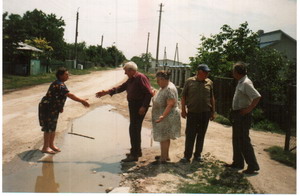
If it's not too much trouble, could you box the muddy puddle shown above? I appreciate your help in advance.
[3,105,157,193]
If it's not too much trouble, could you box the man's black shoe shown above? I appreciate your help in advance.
[179,157,190,163]
[242,168,259,174]
[121,155,138,162]
[224,163,244,170]
[126,152,142,157]
[193,157,202,162]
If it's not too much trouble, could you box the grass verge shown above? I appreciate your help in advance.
[3,66,112,91]
[265,146,296,169]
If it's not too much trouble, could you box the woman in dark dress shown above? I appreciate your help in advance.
[39,67,89,154]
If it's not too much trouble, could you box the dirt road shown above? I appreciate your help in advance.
[3,69,296,194]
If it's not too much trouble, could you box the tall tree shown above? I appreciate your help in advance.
[3,12,26,61]
[190,22,258,77]
[3,9,66,61]
[190,21,295,104]
[22,9,66,60]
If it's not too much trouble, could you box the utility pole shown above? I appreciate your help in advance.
[155,3,163,70]
[100,35,104,57]
[163,46,167,70]
[173,43,179,65]
[145,32,150,72]
[74,8,79,69]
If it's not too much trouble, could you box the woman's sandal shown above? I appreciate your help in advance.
[155,155,170,161]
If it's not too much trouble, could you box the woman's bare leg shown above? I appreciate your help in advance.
[49,132,61,152]
[160,139,170,161]
[42,132,56,154]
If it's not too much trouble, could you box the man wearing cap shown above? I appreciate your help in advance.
[225,61,261,174]
[180,64,215,163]
[95,61,153,162]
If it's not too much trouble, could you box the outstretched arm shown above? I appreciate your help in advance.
[66,93,89,107]
[95,90,110,98]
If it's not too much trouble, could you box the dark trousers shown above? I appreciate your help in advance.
[128,100,147,157]
[232,111,259,169]
[184,112,210,159]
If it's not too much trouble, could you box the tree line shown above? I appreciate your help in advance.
[3,9,126,67]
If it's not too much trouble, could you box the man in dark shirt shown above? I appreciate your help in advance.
[96,61,153,162]
[180,64,215,163]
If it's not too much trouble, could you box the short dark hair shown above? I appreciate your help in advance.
[233,61,247,75]
[56,67,68,80]
[156,70,171,80]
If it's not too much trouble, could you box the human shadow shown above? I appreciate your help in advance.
[18,149,44,162]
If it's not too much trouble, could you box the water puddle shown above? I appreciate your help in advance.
[3,105,156,193]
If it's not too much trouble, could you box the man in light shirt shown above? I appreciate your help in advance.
[225,61,261,174]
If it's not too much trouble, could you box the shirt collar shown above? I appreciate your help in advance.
[238,75,247,83]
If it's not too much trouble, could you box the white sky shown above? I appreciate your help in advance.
[2,0,297,63]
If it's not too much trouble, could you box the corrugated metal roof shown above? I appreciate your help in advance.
[17,42,43,52]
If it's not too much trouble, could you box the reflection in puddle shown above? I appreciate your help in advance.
[3,105,156,193]
[35,156,59,192]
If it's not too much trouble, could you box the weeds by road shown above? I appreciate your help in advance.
[120,153,256,193]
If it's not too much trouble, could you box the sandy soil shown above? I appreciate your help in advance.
[2,69,296,194]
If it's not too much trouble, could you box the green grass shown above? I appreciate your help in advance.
[3,73,56,90]
[178,154,255,194]
[265,146,296,168]
[3,66,112,91]
[213,113,285,134]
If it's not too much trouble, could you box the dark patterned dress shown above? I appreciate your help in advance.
[38,80,69,132]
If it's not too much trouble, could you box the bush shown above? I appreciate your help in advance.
[214,114,231,126]
[252,108,265,123]
[252,119,283,134]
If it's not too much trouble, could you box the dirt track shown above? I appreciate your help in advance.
[2,69,296,194]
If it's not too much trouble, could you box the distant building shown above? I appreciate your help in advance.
[258,30,296,62]
[149,58,185,72]
[3,42,45,76]
[148,58,191,88]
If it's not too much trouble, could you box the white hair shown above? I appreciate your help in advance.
[123,61,138,71]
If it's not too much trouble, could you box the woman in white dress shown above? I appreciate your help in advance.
[152,71,181,164]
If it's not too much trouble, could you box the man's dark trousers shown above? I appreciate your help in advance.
[128,100,147,157]
[232,111,259,169]
[184,111,210,159]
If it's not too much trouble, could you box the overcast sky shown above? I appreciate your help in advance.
[3,0,297,63]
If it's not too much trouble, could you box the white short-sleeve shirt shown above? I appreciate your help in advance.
[232,75,261,110]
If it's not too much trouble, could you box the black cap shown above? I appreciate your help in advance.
[197,64,211,72]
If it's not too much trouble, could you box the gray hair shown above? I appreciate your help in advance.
[123,61,138,71]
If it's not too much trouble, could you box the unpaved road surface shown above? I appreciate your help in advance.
[3,68,296,194]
